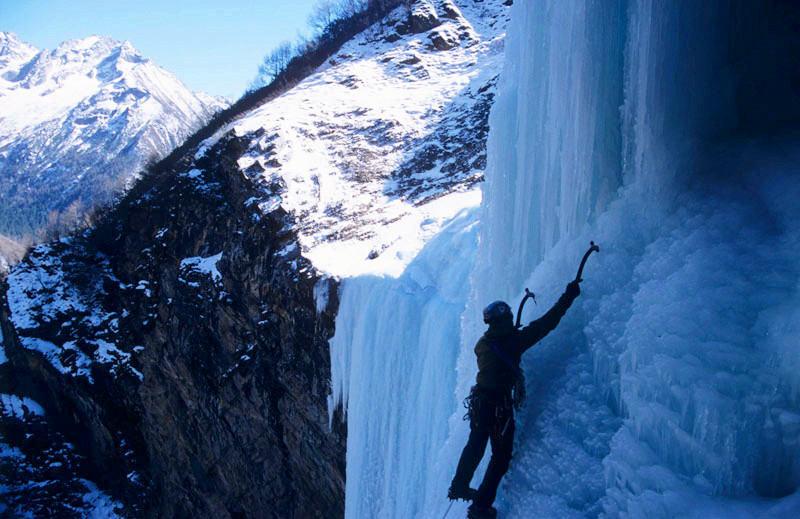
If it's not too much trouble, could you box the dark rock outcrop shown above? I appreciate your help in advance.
[428,27,459,51]
[398,0,441,34]
[441,0,462,20]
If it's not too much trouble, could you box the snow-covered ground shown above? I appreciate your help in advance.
[329,1,800,518]
[195,0,508,277]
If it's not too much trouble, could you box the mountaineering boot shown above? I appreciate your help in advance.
[467,503,497,518]
[448,484,477,501]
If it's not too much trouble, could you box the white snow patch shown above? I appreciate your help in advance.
[80,479,124,518]
[307,189,480,277]
[277,242,297,257]
[180,252,223,283]
[0,394,45,419]
[21,336,93,381]
[0,443,25,460]
[5,246,87,330]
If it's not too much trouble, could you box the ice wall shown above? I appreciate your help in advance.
[330,209,479,518]
[471,0,800,516]
[475,0,626,299]
[331,1,800,517]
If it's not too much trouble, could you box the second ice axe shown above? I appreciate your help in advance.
[575,241,600,282]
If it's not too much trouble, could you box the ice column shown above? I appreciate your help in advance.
[330,211,479,518]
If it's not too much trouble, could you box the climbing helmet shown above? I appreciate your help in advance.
[483,300,512,324]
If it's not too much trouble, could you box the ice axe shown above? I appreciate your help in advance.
[515,241,599,328]
[515,288,536,329]
[575,241,600,282]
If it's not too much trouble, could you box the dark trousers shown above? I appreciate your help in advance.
[451,388,515,507]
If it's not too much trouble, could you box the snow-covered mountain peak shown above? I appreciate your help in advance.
[0,33,226,237]
[9,35,150,91]
[0,32,37,68]
[54,34,118,55]
[0,31,34,53]
[51,35,144,68]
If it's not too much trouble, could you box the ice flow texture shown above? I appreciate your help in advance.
[331,1,800,517]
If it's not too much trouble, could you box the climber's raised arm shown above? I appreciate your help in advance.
[518,281,580,352]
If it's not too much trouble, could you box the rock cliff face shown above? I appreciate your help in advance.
[1,132,344,517]
[0,0,509,516]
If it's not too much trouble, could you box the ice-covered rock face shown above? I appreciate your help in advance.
[198,0,509,277]
[0,32,226,237]
[331,1,800,518]
[473,0,800,516]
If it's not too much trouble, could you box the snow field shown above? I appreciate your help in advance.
[195,1,508,278]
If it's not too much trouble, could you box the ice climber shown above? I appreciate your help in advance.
[448,280,581,518]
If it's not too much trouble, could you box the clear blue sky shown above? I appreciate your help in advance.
[1,0,319,99]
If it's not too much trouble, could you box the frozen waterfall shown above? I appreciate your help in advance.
[330,1,800,517]
[330,209,480,518]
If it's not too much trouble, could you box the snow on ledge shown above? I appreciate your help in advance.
[0,394,45,419]
[180,252,223,283]
[305,189,481,278]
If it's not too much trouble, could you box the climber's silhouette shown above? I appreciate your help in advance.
[448,280,581,518]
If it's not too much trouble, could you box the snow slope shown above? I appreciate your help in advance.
[196,0,508,277]
[0,32,225,237]
[330,1,800,518]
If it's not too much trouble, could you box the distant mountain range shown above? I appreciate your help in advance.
[0,32,226,238]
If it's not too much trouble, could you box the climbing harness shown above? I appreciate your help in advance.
[463,386,480,423]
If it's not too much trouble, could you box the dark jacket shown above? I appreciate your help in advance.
[474,283,579,392]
